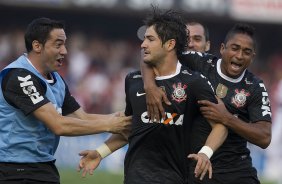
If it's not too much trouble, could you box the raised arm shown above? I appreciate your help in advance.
[140,60,171,122]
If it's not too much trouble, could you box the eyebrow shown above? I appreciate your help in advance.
[55,38,65,43]
[144,35,155,39]
[192,35,203,38]
[231,43,253,52]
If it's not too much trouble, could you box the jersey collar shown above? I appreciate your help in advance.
[155,61,182,80]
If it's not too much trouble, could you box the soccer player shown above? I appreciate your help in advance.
[0,17,131,184]
[78,7,227,184]
[186,21,210,53]
[147,21,211,122]
[142,23,272,184]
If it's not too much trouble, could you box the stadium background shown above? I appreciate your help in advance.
[0,0,282,183]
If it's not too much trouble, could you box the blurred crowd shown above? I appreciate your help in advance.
[1,26,282,182]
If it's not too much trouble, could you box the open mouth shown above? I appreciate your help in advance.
[230,61,242,70]
[56,58,64,66]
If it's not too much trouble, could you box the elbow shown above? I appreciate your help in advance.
[48,116,71,136]
[255,121,272,149]
[259,136,271,149]
[51,126,66,136]
[258,133,271,149]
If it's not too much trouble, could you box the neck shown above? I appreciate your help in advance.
[153,56,178,77]
[27,54,50,79]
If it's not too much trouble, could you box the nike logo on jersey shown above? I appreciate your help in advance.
[136,92,146,97]
[245,78,253,85]
[18,75,44,104]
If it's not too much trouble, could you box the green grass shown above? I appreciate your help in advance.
[260,180,278,184]
[59,168,123,184]
[59,168,278,184]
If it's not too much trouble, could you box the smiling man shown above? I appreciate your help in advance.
[0,17,131,184]
[186,21,210,53]
[142,23,272,184]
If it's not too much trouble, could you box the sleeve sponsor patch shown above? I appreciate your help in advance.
[18,75,44,104]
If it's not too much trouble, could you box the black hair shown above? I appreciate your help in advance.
[143,6,188,58]
[187,21,210,41]
[24,17,65,52]
[224,23,256,49]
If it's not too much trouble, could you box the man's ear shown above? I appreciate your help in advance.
[219,43,225,55]
[205,41,210,52]
[32,40,42,53]
[165,39,176,51]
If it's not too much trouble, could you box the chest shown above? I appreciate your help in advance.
[128,79,197,125]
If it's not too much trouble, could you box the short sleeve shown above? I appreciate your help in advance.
[192,73,217,104]
[61,79,81,116]
[248,81,272,123]
[2,68,49,115]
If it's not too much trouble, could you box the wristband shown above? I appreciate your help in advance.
[96,143,112,158]
[198,146,213,159]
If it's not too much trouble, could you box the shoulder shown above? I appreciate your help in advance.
[125,70,142,81]
[244,70,269,97]
[182,51,205,57]
[180,51,218,70]
[5,68,34,76]
[244,70,265,87]
[180,65,207,80]
[182,51,218,60]
[3,68,41,85]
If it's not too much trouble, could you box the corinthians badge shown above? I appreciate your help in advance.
[232,89,250,108]
[172,82,187,103]
[216,83,228,98]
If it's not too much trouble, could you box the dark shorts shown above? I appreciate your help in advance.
[0,161,60,183]
[0,179,59,184]
[188,168,260,184]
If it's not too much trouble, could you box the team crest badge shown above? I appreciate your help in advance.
[216,83,228,98]
[171,82,187,103]
[232,89,250,108]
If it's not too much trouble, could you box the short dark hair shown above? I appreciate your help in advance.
[24,17,65,52]
[224,23,256,49]
[143,6,188,58]
[187,21,210,41]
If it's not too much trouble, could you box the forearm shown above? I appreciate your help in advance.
[104,134,128,152]
[34,103,111,136]
[96,134,128,159]
[204,123,228,152]
[52,115,111,136]
[140,60,156,90]
[223,116,271,148]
